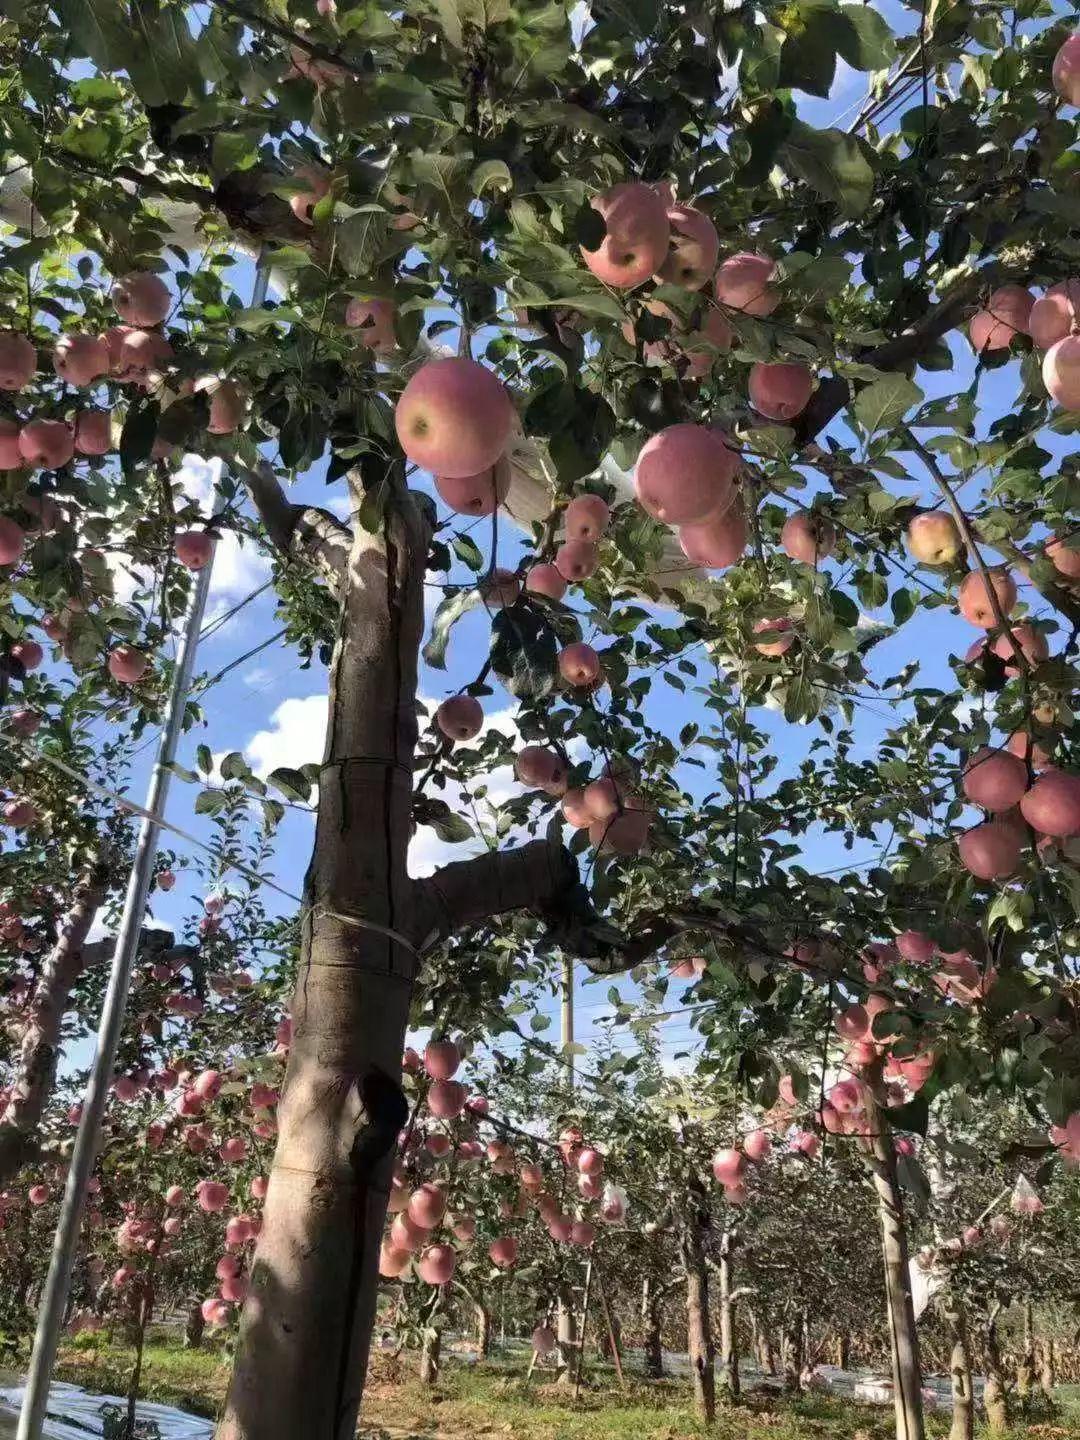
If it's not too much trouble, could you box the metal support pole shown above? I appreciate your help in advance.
[558,956,576,1357]
[17,461,226,1440]
[561,956,575,1086]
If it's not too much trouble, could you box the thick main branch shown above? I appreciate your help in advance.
[242,461,351,591]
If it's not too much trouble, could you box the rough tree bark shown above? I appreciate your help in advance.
[748,1309,777,1376]
[862,1087,926,1440]
[679,1208,715,1424]
[217,471,579,1440]
[941,1295,974,1440]
[1016,1299,1034,1402]
[983,1303,1009,1434]
[641,1277,665,1379]
[1039,1336,1056,1405]
[717,1227,739,1403]
[476,1303,491,1359]
[0,858,111,1185]
[780,1318,802,1391]
[419,1326,441,1386]
[185,1302,206,1351]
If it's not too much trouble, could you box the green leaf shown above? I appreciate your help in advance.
[429,810,474,842]
[194,789,228,816]
[489,606,558,699]
[422,589,482,670]
[836,5,895,70]
[778,9,845,97]
[219,751,250,781]
[336,209,392,278]
[196,744,213,775]
[471,159,512,197]
[781,120,874,217]
[57,0,128,67]
[853,374,923,436]
[452,535,484,571]
[211,131,259,178]
[267,767,313,804]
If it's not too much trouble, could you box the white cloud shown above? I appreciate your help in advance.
[245,694,329,778]
[243,667,273,688]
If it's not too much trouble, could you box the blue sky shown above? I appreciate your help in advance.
[65,0,1074,1078]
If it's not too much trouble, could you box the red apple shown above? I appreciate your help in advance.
[555,539,599,582]
[634,423,737,526]
[564,494,610,541]
[962,746,1028,811]
[75,410,113,456]
[1019,770,1080,836]
[558,642,601,687]
[525,562,567,601]
[956,568,1017,627]
[677,505,746,570]
[113,272,171,326]
[0,420,21,469]
[108,645,148,685]
[968,285,1034,351]
[1044,334,1080,409]
[417,1243,456,1286]
[52,333,110,386]
[0,517,24,566]
[345,297,396,353]
[18,419,74,469]
[656,203,719,289]
[208,381,245,435]
[174,531,214,570]
[748,362,814,421]
[580,182,670,290]
[0,331,35,391]
[714,252,778,316]
[424,1038,460,1080]
[781,510,836,565]
[1052,33,1080,106]
[906,512,962,565]
[395,358,513,478]
[957,819,1022,879]
[435,694,483,741]
[752,617,794,656]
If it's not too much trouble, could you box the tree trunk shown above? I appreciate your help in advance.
[835,1331,850,1369]
[863,1088,926,1440]
[0,861,109,1184]
[680,1218,715,1424]
[1016,1299,1034,1401]
[943,1300,974,1440]
[218,483,576,1440]
[1038,1337,1056,1405]
[748,1310,776,1376]
[476,1303,491,1359]
[717,1228,739,1402]
[557,1279,577,1382]
[780,1321,802,1391]
[185,1303,206,1351]
[642,1278,664,1379]
[983,1307,1009,1434]
[419,1327,441,1385]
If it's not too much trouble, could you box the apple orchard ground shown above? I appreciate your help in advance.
[49,1331,1080,1439]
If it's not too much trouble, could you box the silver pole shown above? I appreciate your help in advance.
[16,459,226,1440]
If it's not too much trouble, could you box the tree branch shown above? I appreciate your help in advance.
[416,834,580,945]
[242,461,351,591]
[795,274,985,446]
